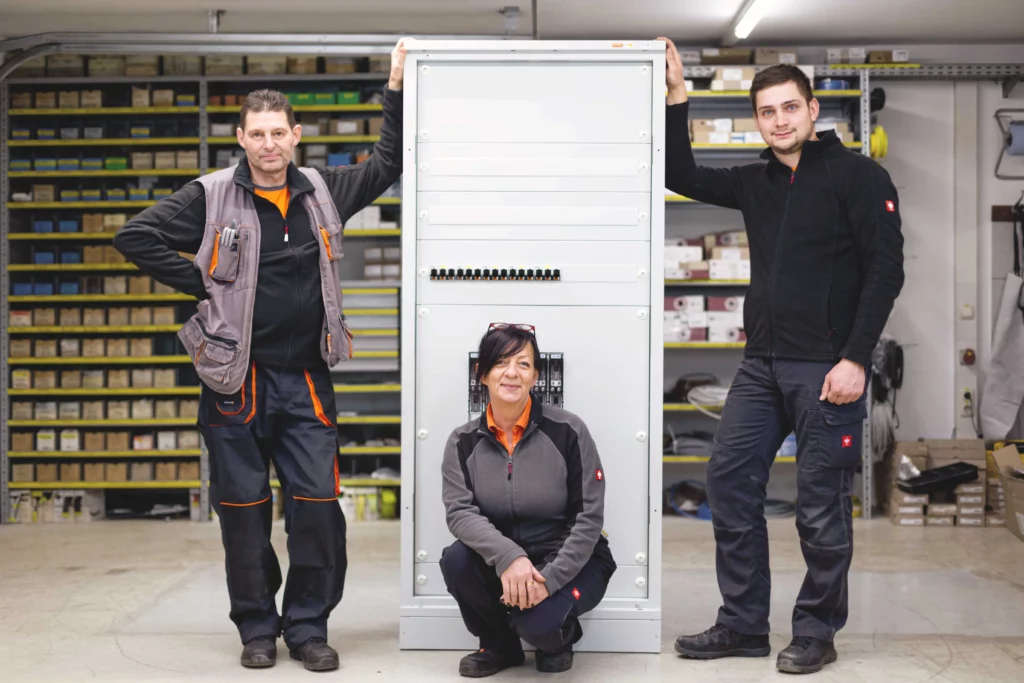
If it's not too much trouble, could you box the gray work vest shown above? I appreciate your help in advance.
[176,166,352,395]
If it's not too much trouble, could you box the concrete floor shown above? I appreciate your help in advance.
[1,517,1024,682]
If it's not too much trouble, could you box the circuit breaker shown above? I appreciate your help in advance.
[399,40,666,653]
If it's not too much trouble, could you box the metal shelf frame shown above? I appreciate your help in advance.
[3,34,1023,523]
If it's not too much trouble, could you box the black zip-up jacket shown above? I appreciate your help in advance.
[665,101,905,368]
[113,87,403,369]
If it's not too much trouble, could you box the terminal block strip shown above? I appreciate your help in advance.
[431,268,561,281]
[468,352,565,421]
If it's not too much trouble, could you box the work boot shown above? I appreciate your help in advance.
[776,636,837,674]
[289,637,339,672]
[240,636,277,668]
[674,623,771,660]
[457,647,525,678]
[535,648,574,673]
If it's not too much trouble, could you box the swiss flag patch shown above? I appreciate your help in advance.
[885,200,895,213]
[572,588,581,600]
[842,435,853,448]
[596,469,603,481]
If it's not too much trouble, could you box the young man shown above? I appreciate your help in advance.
[660,38,904,674]
[113,39,408,672]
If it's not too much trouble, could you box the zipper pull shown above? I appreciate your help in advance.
[327,333,332,354]
[790,171,795,185]
[283,221,289,243]
[507,456,513,481]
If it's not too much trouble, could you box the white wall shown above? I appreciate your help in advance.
[875,83,957,440]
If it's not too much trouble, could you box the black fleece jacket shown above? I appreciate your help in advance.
[665,101,905,368]
[114,87,403,369]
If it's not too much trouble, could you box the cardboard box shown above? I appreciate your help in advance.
[131,338,154,357]
[61,370,82,389]
[957,515,985,528]
[35,401,58,420]
[84,432,105,451]
[59,308,83,326]
[176,151,199,169]
[868,50,893,64]
[37,429,57,451]
[246,55,286,75]
[83,401,105,420]
[33,184,56,202]
[133,434,155,451]
[35,370,58,389]
[892,515,925,527]
[152,307,176,325]
[82,369,104,389]
[130,307,154,325]
[178,431,201,449]
[60,462,81,482]
[155,400,178,419]
[733,118,758,133]
[11,92,33,108]
[754,47,798,65]
[108,369,130,388]
[59,91,81,108]
[157,431,178,450]
[154,369,177,388]
[104,276,128,295]
[131,462,155,481]
[34,308,57,326]
[154,151,177,169]
[108,307,129,326]
[701,47,752,65]
[107,432,130,451]
[131,399,154,419]
[36,463,58,482]
[986,514,1006,527]
[991,445,1024,541]
[152,89,175,107]
[928,503,958,517]
[60,339,81,357]
[59,401,82,420]
[11,433,35,451]
[692,118,733,133]
[926,516,954,527]
[891,503,925,516]
[957,494,985,506]
[103,214,128,230]
[107,401,130,420]
[11,464,34,482]
[131,86,151,108]
[155,461,178,480]
[287,56,319,74]
[82,339,106,358]
[131,151,154,170]
[693,131,731,145]
[105,462,129,482]
[128,276,152,294]
[83,308,105,326]
[10,339,32,358]
[12,402,33,420]
[83,463,105,482]
[179,461,201,480]
[714,66,757,82]
[9,310,32,328]
[132,369,155,388]
[35,91,58,108]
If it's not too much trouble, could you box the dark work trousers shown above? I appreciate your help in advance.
[707,357,867,642]
[198,362,347,650]
[439,540,613,653]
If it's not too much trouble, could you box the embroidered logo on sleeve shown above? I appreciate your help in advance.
[842,435,853,448]
[596,469,603,481]
[572,588,581,600]
[885,200,895,212]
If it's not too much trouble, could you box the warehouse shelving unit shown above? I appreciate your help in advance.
[2,36,1023,524]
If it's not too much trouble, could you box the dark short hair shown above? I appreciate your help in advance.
[239,88,296,131]
[475,326,541,383]
[750,64,814,111]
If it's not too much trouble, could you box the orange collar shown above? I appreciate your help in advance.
[486,395,532,455]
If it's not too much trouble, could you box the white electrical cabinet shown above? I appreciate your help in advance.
[399,40,665,653]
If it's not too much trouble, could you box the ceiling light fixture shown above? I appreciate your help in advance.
[733,0,773,40]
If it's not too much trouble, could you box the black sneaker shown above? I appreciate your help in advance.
[536,649,574,673]
[674,624,771,660]
[776,636,837,674]
[458,647,525,678]
[289,637,339,672]
[240,635,277,668]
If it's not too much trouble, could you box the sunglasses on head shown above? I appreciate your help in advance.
[487,322,536,334]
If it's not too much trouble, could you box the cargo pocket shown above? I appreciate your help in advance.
[205,363,256,427]
[209,225,242,283]
[815,398,867,469]
[181,316,240,387]
[319,223,344,262]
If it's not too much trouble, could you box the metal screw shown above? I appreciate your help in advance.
[419,130,430,141]
[417,429,428,440]
[638,212,649,222]
[418,268,428,278]
[419,210,428,220]
[635,577,646,588]
[638,268,648,279]
[637,310,648,320]
[635,552,647,564]
[418,307,429,318]
[636,431,647,442]
[417,574,427,585]
[417,550,428,561]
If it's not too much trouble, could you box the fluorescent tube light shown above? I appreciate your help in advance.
[734,0,773,40]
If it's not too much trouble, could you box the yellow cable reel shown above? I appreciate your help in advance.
[870,124,888,160]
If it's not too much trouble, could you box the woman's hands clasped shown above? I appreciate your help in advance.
[499,557,548,610]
